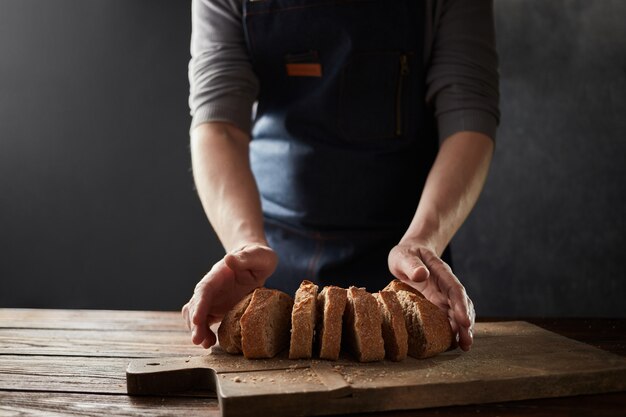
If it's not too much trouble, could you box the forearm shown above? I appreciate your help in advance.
[401,131,494,255]
[191,122,266,252]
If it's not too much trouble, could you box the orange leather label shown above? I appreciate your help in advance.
[286,63,322,77]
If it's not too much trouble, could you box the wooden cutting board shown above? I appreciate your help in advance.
[126,321,626,416]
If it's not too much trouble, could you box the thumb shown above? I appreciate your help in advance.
[224,245,277,283]
[390,248,430,283]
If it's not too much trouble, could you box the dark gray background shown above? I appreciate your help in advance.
[1,0,624,316]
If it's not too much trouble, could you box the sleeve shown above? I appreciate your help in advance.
[188,0,259,134]
[426,0,500,142]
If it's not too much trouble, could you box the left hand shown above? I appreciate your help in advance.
[181,243,278,349]
[388,242,475,351]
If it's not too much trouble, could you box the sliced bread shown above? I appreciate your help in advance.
[240,288,294,359]
[316,285,347,360]
[384,279,453,358]
[343,286,385,362]
[289,280,319,359]
[374,290,408,361]
[217,291,254,354]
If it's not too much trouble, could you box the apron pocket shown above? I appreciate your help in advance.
[338,51,413,142]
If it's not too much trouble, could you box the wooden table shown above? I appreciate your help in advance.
[1,309,624,416]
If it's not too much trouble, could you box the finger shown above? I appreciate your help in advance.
[181,303,191,331]
[468,297,476,328]
[419,247,471,328]
[225,245,276,272]
[201,330,217,349]
[448,309,459,335]
[192,263,238,347]
[193,311,223,346]
[450,286,472,329]
[458,324,473,351]
[191,323,207,345]
[389,250,430,283]
[450,294,473,350]
[225,246,277,285]
[191,263,232,326]
[419,247,474,351]
[458,297,476,351]
[192,281,216,327]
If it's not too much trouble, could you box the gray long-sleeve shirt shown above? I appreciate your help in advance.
[189,0,500,141]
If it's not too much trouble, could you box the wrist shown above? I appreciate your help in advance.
[399,216,447,256]
[228,237,270,253]
[226,224,270,251]
[221,220,268,252]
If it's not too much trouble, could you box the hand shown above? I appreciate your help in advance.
[181,244,278,349]
[388,242,475,351]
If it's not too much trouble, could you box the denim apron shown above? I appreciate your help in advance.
[243,0,446,294]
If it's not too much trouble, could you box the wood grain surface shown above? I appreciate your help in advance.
[1,309,624,417]
[0,309,185,331]
[126,321,626,417]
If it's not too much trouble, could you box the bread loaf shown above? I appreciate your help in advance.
[240,288,293,359]
[316,285,347,360]
[289,280,319,359]
[343,286,385,362]
[217,279,453,362]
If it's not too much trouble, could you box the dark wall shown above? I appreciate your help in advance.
[0,0,221,310]
[453,0,626,317]
[1,1,625,316]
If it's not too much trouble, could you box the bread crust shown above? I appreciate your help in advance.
[240,288,293,359]
[217,291,254,354]
[374,290,408,361]
[385,280,453,359]
[289,280,319,359]
[316,286,347,360]
[343,286,385,362]
[383,279,425,299]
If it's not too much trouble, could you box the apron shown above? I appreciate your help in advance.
[243,0,447,295]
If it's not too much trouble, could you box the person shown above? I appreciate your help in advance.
[182,0,499,353]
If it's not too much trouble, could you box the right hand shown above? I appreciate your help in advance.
[181,244,278,349]
[388,243,475,351]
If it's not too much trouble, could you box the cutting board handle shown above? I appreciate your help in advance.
[126,356,216,395]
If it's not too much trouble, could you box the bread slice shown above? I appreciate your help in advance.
[343,286,385,362]
[384,279,453,358]
[289,280,319,359]
[217,291,254,354]
[374,290,408,361]
[316,286,347,360]
[240,288,294,359]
